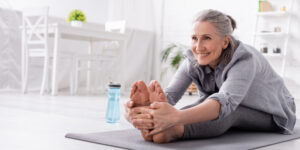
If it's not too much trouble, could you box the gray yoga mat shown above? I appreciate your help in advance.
[66,120,300,150]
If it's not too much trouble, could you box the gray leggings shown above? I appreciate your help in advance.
[181,103,280,139]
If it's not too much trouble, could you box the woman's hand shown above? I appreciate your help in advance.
[124,100,154,130]
[148,102,181,136]
[124,100,134,123]
[131,106,154,130]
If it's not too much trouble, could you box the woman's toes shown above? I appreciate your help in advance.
[130,80,151,106]
[155,82,163,91]
[149,80,156,92]
[149,81,167,103]
[159,93,167,102]
[138,81,149,95]
[130,82,138,99]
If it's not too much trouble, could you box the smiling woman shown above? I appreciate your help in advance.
[190,10,236,69]
[125,9,296,144]
[191,21,229,69]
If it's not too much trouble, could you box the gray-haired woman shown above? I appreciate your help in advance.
[125,9,296,143]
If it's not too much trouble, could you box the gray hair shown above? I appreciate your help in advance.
[193,9,237,66]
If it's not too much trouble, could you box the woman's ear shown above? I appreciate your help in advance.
[222,36,230,50]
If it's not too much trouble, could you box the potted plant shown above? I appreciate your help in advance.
[67,9,86,27]
[160,43,197,95]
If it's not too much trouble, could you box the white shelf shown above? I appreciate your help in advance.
[254,32,287,37]
[253,0,295,78]
[262,53,283,57]
[256,11,288,17]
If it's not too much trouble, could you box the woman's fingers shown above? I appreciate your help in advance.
[131,106,152,115]
[124,100,135,123]
[125,100,134,108]
[132,113,152,120]
[148,127,163,136]
[132,118,154,130]
[135,125,154,130]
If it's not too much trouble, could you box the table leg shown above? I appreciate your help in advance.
[21,30,28,93]
[120,39,127,93]
[86,40,93,93]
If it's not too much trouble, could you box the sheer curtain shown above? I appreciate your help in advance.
[108,0,156,31]
[0,1,22,91]
[107,0,164,89]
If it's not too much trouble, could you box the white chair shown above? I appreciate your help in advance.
[21,6,51,95]
[71,20,126,94]
[105,20,126,34]
[21,7,73,95]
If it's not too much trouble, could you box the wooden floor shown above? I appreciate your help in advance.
[0,92,299,150]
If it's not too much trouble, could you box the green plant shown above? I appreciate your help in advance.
[67,9,86,22]
[160,43,188,70]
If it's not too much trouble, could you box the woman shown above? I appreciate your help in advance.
[125,9,296,144]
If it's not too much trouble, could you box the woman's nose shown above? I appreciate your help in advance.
[195,41,203,51]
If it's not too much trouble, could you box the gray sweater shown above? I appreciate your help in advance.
[165,41,296,134]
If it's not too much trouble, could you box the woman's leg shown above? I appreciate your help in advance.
[181,104,279,139]
[231,106,280,132]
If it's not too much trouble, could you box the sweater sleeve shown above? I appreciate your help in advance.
[165,60,193,105]
[208,55,256,120]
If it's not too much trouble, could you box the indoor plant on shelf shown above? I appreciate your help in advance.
[67,9,86,27]
[161,43,197,95]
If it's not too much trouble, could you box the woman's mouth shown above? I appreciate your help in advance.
[198,52,210,57]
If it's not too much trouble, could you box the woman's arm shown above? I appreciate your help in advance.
[148,99,220,135]
[177,99,220,124]
[165,60,193,105]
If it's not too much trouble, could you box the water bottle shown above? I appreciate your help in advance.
[105,83,121,124]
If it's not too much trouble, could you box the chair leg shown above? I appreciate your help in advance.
[45,66,51,93]
[86,64,91,94]
[22,50,29,94]
[21,50,26,93]
[22,29,27,94]
[40,56,49,95]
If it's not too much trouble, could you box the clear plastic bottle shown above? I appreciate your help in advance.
[105,83,121,124]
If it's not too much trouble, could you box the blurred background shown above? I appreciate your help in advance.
[1,0,300,149]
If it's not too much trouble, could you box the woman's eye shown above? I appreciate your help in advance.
[203,36,211,40]
[192,36,198,41]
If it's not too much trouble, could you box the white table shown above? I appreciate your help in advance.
[49,23,127,95]
[1,13,153,93]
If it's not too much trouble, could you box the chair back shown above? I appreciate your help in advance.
[22,6,49,56]
[102,20,126,55]
[105,20,126,34]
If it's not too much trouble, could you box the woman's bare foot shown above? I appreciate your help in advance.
[148,80,184,144]
[140,80,168,141]
[153,125,184,144]
[130,80,150,106]
[148,80,167,103]
[130,80,152,141]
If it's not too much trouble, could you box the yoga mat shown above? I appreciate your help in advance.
[66,121,300,150]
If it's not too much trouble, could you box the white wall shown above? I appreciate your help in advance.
[8,0,108,23]
[4,0,300,98]
[161,0,300,99]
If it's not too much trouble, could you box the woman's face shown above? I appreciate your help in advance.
[191,21,229,69]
